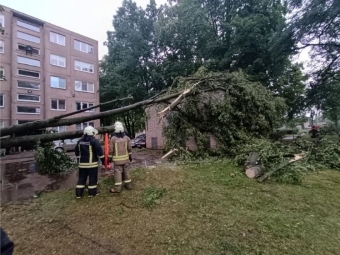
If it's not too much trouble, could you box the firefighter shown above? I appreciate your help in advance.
[110,121,130,138]
[108,123,132,193]
[75,126,104,198]
[311,125,319,138]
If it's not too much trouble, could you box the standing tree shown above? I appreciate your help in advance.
[100,0,163,137]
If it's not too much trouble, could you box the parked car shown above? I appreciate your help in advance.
[130,134,146,148]
[134,138,146,148]
[54,138,80,152]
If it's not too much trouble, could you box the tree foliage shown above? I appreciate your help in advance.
[285,0,340,120]
[162,70,286,153]
[100,0,309,133]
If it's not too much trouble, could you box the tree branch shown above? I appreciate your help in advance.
[51,96,133,120]
[0,125,117,148]
[0,91,185,137]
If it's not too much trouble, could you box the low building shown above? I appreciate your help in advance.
[145,98,219,151]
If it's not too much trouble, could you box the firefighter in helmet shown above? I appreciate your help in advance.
[75,126,104,198]
[109,122,132,193]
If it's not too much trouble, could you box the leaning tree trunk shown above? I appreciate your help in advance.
[0,125,118,148]
[0,79,218,147]
[0,91,183,137]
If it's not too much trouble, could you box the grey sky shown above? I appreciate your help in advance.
[2,0,167,59]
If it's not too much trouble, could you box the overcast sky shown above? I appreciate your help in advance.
[2,0,167,59]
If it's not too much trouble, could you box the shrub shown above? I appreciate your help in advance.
[35,140,77,175]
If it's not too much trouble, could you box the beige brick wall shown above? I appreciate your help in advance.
[145,105,167,149]
[145,102,221,151]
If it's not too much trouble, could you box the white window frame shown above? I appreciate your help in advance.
[50,54,66,68]
[0,67,4,80]
[0,14,4,27]
[76,122,94,130]
[50,76,66,89]
[75,80,94,93]
[0,94,4,108]
[50,32,65,46]
[17,20,40,32]
[74,60,94,73]
[74,40,94,54]
[17,94,40,103]
[52,126,66,133]
[17,44,40,55]
[18,69,40,79]
[17,106,40,114]
[17,56,41,67]
[51,99,66,111]
[17,80,40,90]
[76,101,94,112]
[17,31,40,44]
[0,40,4,54]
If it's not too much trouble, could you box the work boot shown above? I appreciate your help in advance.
[124,182,132,190]
[110,185,122,194]
[88,191,100,198]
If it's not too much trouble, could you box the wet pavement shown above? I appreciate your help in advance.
[0,149,163,205]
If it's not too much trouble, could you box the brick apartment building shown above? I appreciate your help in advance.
[0,6,100,133]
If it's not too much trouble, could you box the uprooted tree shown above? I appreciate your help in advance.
[0,73,229,147]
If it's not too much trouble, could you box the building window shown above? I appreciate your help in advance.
[17,94,40,102]
[0,67,4,80]
[76,102,94,112]
[18,44,40,55]
[74,40,93,54]
[50,32,65,46]
[52,126,66,133]
[75,60,94,73]
[76,122,94,130]
[50,54,66,67]
[17,56,41,67]
[17,31,40,44]
[18,69,40,78]
[0,40,3,54]
[51,99,66,110]
[17,20,40,32]
[50,76,66,89]
[0,94,3,107]
[75,81,94,93]
[17,80,40,90]
[0,14,4,27]
[17,106,40,114]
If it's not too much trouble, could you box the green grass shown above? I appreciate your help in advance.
[2,162,340,255]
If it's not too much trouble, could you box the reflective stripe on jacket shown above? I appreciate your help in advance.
[108,135,132,165]
[75,135,104,168]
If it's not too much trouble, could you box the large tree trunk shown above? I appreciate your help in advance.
[0,91,183,137]
[0,125,118,148]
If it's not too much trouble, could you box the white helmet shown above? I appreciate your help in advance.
[114,121,123,127]
[84,126,98,136]
[114,123,124,133]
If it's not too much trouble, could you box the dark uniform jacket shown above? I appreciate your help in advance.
[75,135,104,168]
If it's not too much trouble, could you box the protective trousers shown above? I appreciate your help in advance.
[114,164,131,192]
[75,167,98,197]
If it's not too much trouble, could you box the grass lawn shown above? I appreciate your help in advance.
[1,161,340,255]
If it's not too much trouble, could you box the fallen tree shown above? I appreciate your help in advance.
[0,125,117,148]
[0,76,223,147]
